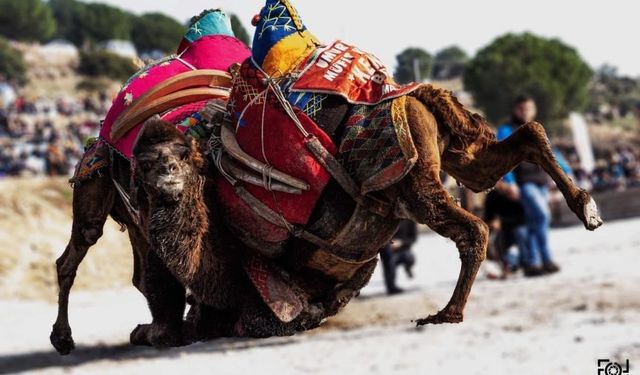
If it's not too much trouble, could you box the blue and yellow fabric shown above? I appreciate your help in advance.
[252,0,321,77]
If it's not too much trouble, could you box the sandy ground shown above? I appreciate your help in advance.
[0,218,639,375]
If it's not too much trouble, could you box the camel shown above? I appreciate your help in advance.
[133,85,602,344]
[129,0,602,334]
[50,10,251,354]
[51,0,603,353]
[128,0,601,339]
[131,118,348,339]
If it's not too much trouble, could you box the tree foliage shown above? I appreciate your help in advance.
[230,14,251,46]
[0,0,56,42]
[0,37,26,84]
[433,46,468,80]
[131,13,185,53]
[394,48,433,84]
[464,33,592,128]
[78,50,137,82]
[50,0,132,47]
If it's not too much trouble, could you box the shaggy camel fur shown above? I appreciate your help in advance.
[49,154,192,354]
[130,84,602,345]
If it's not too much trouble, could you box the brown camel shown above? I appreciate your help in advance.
[132,118,364,339]
[49,152,193,354]
[52,0,602,351]
[50,9,250,354]
[129,85,602,344]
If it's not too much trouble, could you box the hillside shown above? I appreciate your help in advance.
[0,178,132,300]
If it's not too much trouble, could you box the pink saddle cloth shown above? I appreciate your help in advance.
[99,35,250,159]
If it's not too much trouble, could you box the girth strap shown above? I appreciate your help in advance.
[304,135,391,217]
[231,183,334,250]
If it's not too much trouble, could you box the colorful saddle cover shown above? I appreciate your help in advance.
[217,0,419,246]
[291,40,420,105]
[98,11,250,160]
[216,61,337,244]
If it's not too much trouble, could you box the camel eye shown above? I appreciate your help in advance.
[176,145,190,160]
[138,160,152,170]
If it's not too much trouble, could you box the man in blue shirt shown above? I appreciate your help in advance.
[497,95,566,277]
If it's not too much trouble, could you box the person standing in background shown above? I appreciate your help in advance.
[497,95,567,277]
[380,220,418,294]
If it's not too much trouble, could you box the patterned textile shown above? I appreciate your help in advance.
[98,10,250,159]
[337,96,418,194]
[252,0,321,77]
[70,138,110,183]
[291,40,420,105]
[216,61,337,244]
[243,255,303,323]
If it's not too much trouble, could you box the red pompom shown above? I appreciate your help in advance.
[251,14,261,27]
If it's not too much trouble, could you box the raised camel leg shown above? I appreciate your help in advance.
[444,121,602,230]
[396,102,489,325]
[51,175,115,355]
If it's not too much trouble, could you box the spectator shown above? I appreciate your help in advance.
[483,183,528,278]
[380,220,417,295]
[496,95,562,277]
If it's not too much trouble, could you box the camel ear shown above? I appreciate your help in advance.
[189,137,205,172]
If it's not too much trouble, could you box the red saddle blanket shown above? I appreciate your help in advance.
[291,40,420,105]
[216,61,337,243]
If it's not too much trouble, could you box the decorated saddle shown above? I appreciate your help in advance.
[72,10,250,182]
[216,0,418,246]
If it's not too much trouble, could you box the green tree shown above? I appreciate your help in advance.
[433,46,468,80]
[50,0,132,46]
[78,50,137,82]
[0,37,26,84]
[50,0,84,44]
[464,33,592,129]
[0,0,56,42]
[131,13,185,53]
[230,14,251,46]
[394,48,432,84]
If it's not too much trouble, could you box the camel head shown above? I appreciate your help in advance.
[251,0,321,77]
[133,117,204,201]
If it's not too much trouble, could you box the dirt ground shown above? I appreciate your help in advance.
[0,214,639,374]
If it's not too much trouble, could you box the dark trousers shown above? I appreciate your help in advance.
[380,244,415,293]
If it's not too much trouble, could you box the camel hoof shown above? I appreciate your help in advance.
[50,325,75,355]
[130,323,186,349]
[130,324,154,347]
[583,197,603,231]
[415,311,463,326]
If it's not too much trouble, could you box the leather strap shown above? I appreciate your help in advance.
[304,135,391,217]
[232,183,334,250]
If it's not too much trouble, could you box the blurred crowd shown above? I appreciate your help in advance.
[0,94,109,178]
[558,145,640,192]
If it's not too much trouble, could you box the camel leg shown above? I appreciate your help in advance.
[445,121,602,230]
[126,226,149,297]
[129,248,188,348]
[397,102,488,325]
[398,166,489,325]
[51,176,115,355]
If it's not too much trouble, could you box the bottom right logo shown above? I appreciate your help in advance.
[598,359,631,375]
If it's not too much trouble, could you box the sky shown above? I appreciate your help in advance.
[86,0,640,77]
